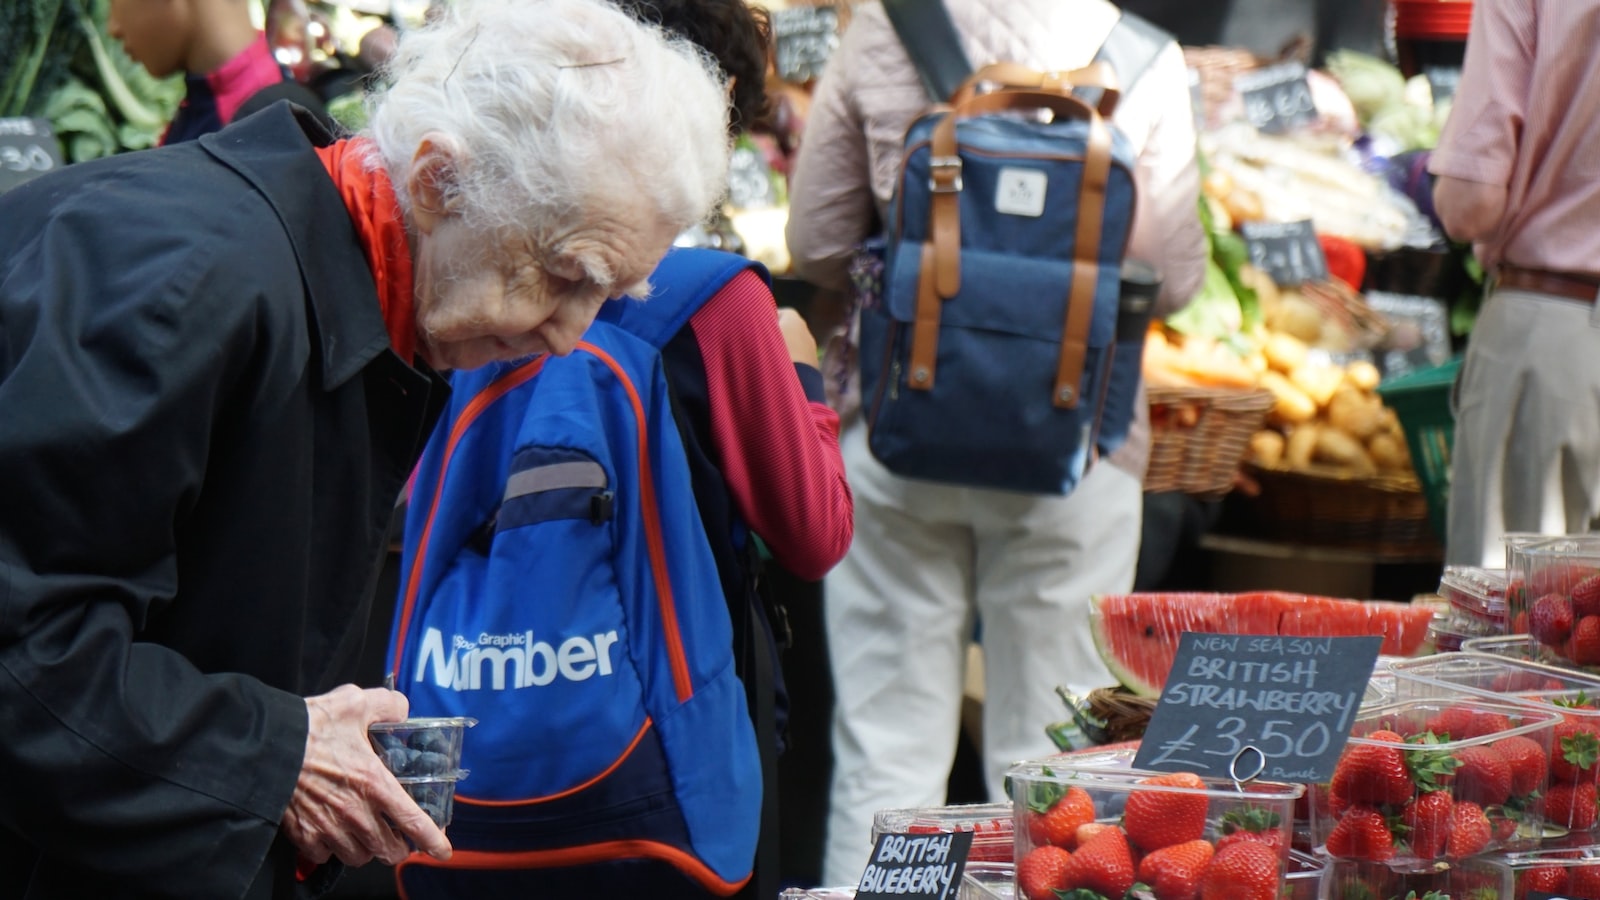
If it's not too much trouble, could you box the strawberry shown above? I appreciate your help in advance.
[969,818,1014,862]
[1466,711,1514,739]
[1016,845,1072,900]
[1494,735,1550,796]
[1454,745,1514,806]
[1027,784,1096,849]
[1532,593,1577,646]
[1552,721,1600,783]
[1331,731,1417,807]
[1137,839,1215,900]
[1517,866,1570,900]
[1547,781,1600,831]
[1446,800,1493,859]
[1568,863,1600,900]
[1425,709,1476,741]
[1402,791,1454,859]
[1076,822,1116,847]
[1214,807,1284,854]
[1124,772,1209,852]
[1199,839,1279,900]
[1064,825,1136,899]
[1574,616,1600,666]
[1324,806,1395,862]
[1573,574,1600,618]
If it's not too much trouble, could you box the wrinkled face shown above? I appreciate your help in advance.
[107,0,194,78]
[411,212,677,372]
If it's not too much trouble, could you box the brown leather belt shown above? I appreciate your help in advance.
[1497,264,1600,303]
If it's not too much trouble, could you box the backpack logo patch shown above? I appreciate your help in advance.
[414,626,621,691]
[994,166,1048,217]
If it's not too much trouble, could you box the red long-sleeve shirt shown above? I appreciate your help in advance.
[689,270,853,581]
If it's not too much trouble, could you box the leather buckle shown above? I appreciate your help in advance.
[928,156,963,193]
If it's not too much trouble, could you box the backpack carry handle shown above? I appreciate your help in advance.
[952,61,1123,117]
[910,89,1113,409]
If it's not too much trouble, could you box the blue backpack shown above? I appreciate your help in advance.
[864,2,1172,495]
[386,259,762,896]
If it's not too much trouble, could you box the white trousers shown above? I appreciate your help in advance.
[821,423,1141,886]
[1447,289,1600,568]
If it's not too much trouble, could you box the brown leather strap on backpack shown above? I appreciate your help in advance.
[908,90,1101,393]
[1053,113,1113,410]
[951,61,1123,116]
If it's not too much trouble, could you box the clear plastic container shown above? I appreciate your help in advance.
[1286,849,1326,900]
[1514,537,1600,666]
[1440,566,1509,633]
[1498,848,1600,900]
[1007,759,1303,900]
[1461,633,1541,660]
[872,802,1015,864]
[1318,855,1513,900]
[1311,698,1562,865]
[961,862,1015,900]
[368,716,476,828]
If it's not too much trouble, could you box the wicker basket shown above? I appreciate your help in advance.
[1087,686,1157,743]
[1242,462,1441,557]
[1145,386,1276,499]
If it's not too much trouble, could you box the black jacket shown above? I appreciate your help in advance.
[0,105,449,898]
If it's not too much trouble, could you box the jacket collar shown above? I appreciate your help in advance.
[197,104,395,390]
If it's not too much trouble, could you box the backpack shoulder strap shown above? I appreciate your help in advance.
[1092,11,1174,95]
[882,0,974,104]
[603,248,770,349]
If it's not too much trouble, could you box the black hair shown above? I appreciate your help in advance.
[616,0,772,136]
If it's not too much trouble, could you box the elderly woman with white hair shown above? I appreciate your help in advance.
[0,0,731,896]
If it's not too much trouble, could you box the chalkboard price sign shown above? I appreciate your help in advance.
[0,118,64,195]
[772,5,841,84]
[856,830,973,900]
[1241,219,1329,286]
[1133,633,1382,784]
[1236,62,1318,134]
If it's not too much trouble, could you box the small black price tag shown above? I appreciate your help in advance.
[1425,66,1462,105]
[0,118,64,195]
[856,831,973,900]
[1132,633,1382,784]
[772,5,841,84]
[1236,62,1318,134]
[1241,219,1329,286]
[726,141,778,209]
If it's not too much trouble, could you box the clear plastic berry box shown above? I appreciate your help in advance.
[1499,847,1600,900]
[1311,698,1561,866]
[1515,538,1600,668]
[1441,566,1510,634]
[1285,850,1326,900]
[1389,652,1600,835]
[1462,633,1541,660]
[1006,759,1302,900]
[368,716,476,828]
[1317,855,1513,900]
[872,802,1017,865]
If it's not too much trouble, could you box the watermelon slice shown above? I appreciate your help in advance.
[1089,591,1437,696]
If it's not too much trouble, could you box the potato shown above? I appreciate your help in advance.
[1260,371,1317,425]
[1288,362,1345,409]
[1238,264,1280,313]
[1326,387,1386,440]
[1344,360,1382,393]
[1368,432,1411,472]
[1203,168,1235,200]
[1314,427,1378,475]
[1263,331,1309,374]
[1223,188,1265,224]
[1249,430,1286,468]
[1272,292,1324,344]
[1286,423,1320,470]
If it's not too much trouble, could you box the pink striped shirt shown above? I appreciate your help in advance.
[1428,0,1600,274]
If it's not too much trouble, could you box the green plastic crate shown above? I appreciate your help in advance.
[1377,357,1462,542]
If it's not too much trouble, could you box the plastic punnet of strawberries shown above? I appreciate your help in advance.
[1317,700,1563,867]
[1009,764,1302,900]
[1321,855,1513,900]
[1517,541,1600,666]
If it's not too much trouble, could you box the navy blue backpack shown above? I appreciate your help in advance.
[387,251,769,897]
[864,0,1172,495]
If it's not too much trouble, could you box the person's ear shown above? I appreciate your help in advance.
[406,133,462,234]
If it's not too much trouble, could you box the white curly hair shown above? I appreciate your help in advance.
[365,0,731,264]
